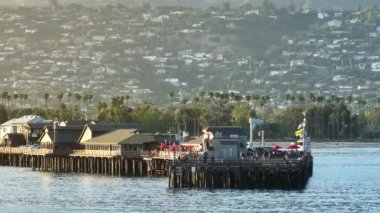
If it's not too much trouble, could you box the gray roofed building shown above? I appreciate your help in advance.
[86,123,142,132]
[82,129,141,145]
[39,127,83,156]
[80,129,159,158]
[0,115,49,141]
[78,123,142,143]
[202,126,248,160]
[1,115,46,126]
[42,131,82,144]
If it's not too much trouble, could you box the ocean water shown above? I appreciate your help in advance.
[0,148,379,212]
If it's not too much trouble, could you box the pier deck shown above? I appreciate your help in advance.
[168,154,313,189]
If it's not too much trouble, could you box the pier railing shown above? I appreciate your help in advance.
[0,147,52,155]
[171,158,302,170]
[71,150,150,158]
[156,150,202,159]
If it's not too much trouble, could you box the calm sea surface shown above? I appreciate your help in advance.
[1,148,380,213]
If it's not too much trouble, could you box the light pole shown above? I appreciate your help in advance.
[258,130,265,147]
[53,121,56,143]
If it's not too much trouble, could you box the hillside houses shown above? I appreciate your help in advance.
[0,5,380,106]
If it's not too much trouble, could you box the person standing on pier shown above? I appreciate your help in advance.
[203,151,208,163]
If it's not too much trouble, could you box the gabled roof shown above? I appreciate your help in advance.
[59,120,94,126]
[1,115,47,126]
[23,123,48,129]
[82,129,154,145]
[86,123,142,132]
[44,124,85,132]
[77,123,142,143]
[204,126,247,137]
[42,131,82,144]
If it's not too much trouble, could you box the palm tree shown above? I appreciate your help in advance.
[316,96,324,105]
[285,94,292,106]
[43,93,50,112]
[251,94,260,109]
[208,91,215,103]
[181,98,188,108]
[86,94,94,120]
[229,92,235,104]
[245,95,252,107]
[234,94,242,118]
[19,93,27,108]
[308,93,316,105]
[74,93,82,119]
[1,91,8,107]
[43,93,50,117]
[67,92,73,109]
[198,91,205,108]
[124,95,130,107]
[57,93,64,103]
[74,93,82,107]
[168,91,175,108]
[259,95,270,108]
[346,94,353,139]
[290,95,296,106]
[297,94,305,107]
[357,99,367,109]
[13,94,19,108]
[5,95,11,109]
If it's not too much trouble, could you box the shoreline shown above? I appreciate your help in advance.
[258,141,380,148]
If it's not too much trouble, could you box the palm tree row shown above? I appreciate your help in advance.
[1,90,380,140]
[166,90,380,139]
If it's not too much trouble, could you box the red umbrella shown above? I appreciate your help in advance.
[287,145,300,149]
[171,145,178,152]
[272,145,282,150]
[159,144,169,149]
[180,145,185,149]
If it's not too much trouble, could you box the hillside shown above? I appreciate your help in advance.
[2,0,380,10]
[0,3,380,106]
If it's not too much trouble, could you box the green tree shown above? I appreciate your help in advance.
[0,104,8,123]
[13,94,19,108]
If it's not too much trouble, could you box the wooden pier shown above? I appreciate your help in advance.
[168,154,313,189]
[0,147,166,176]
[0,147,313,189]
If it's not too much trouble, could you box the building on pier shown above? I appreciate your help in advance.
[78,129,158,158]
[0,115,49,144]
[77,123,142,143]
[39,130,82,155]
[22,123,47,144]
[202,126,248,160]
